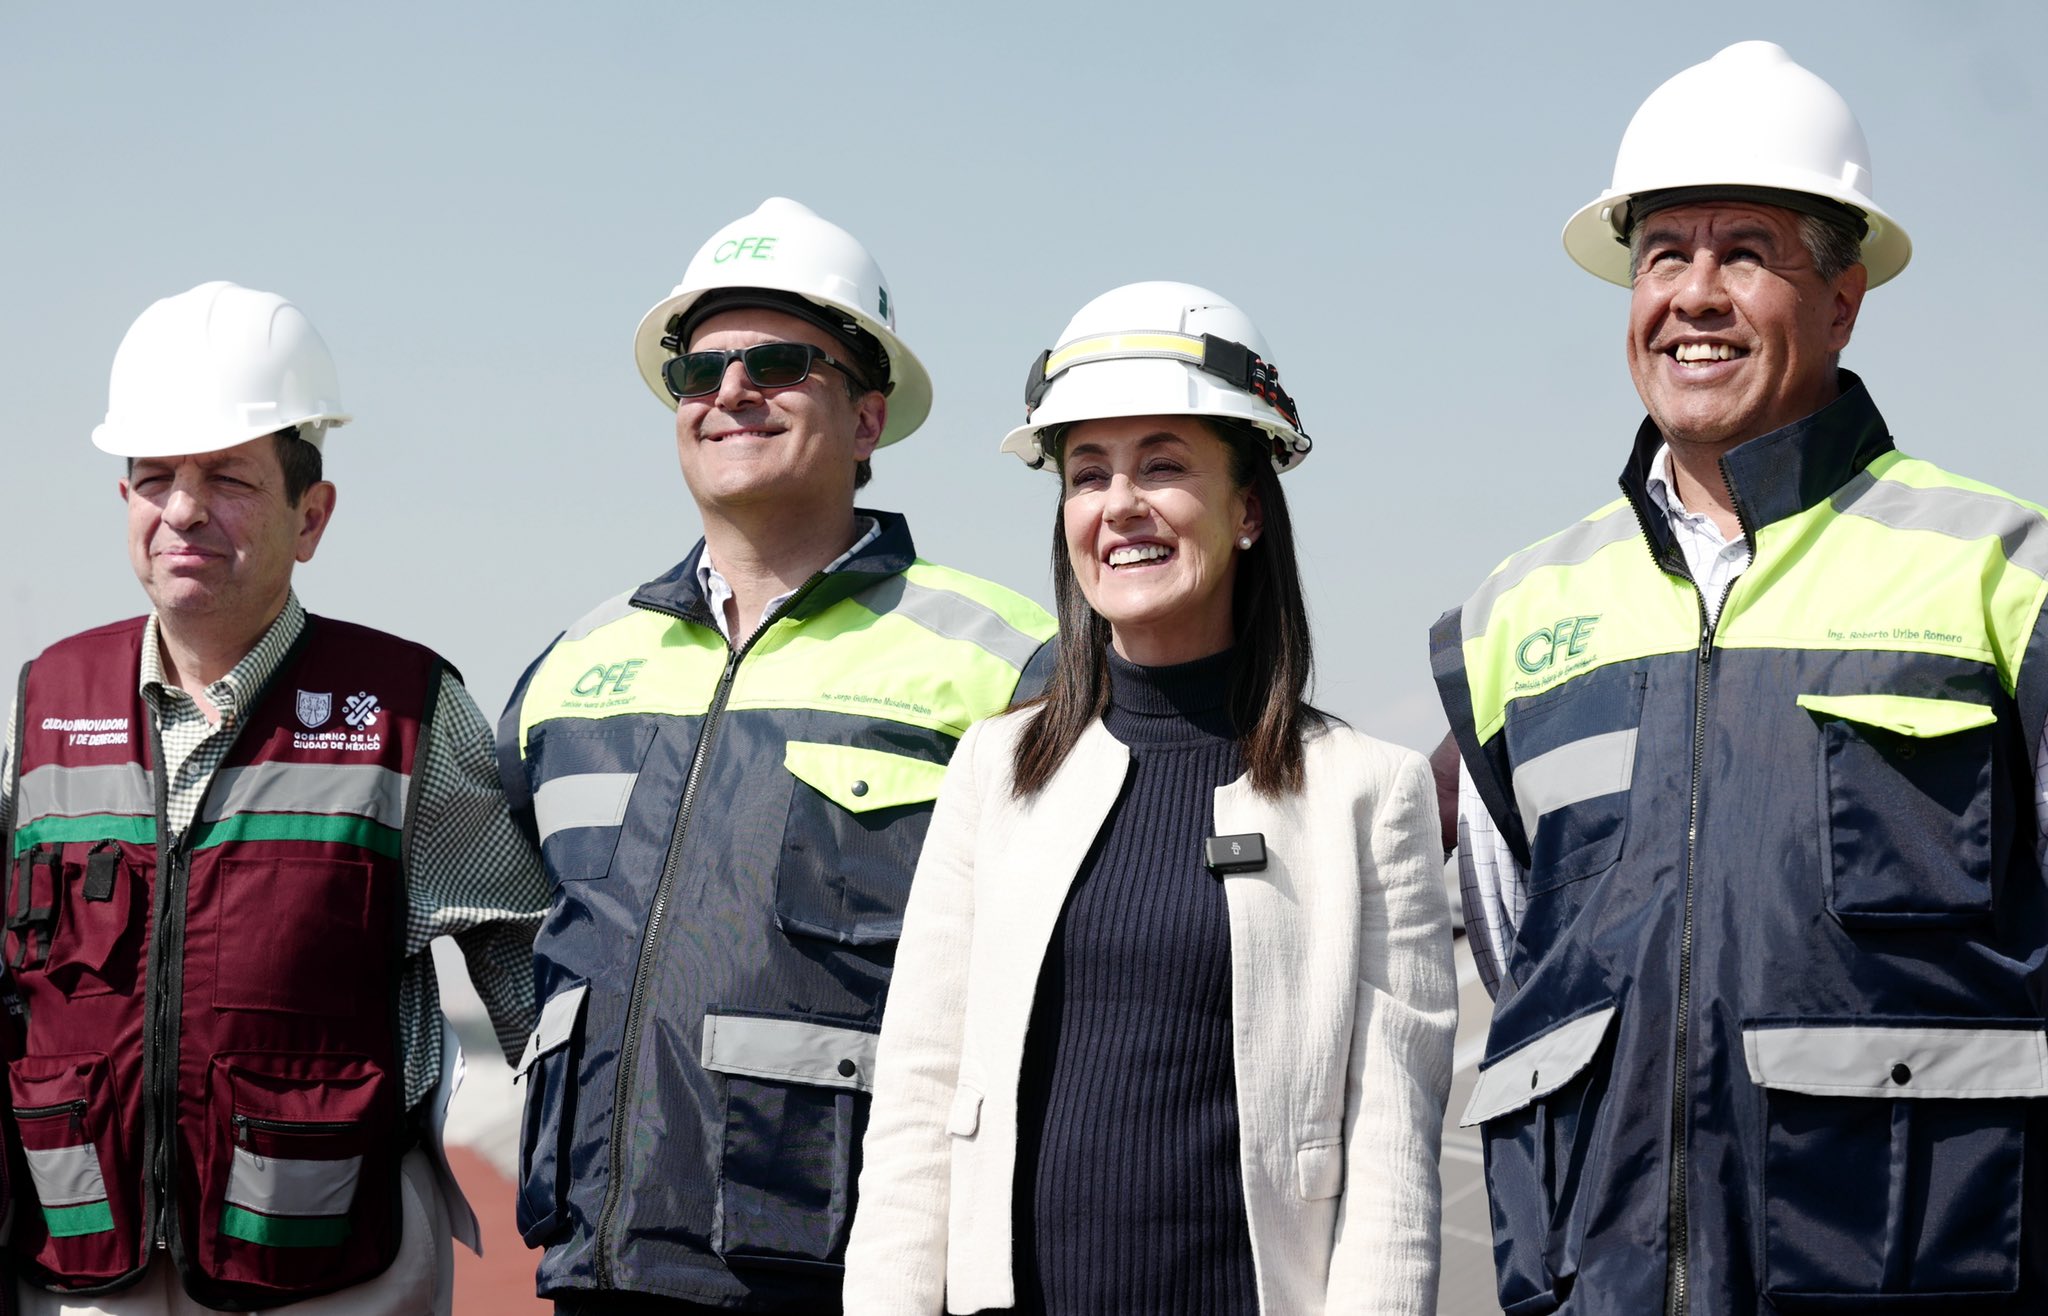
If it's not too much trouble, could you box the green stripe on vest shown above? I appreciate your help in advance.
[43,1200,114,1237]
[11,813,155,856]
[188,813,401,860]
[220,1205,351,1248]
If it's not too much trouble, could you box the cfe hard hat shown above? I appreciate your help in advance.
[1562,41,1911,288]
[632,197,933,446]
[1002,281,1312,473]
[93,281,352,459]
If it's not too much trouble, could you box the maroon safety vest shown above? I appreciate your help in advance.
[3,614,441,1307]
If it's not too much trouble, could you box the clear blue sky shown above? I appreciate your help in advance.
[5,2,2044,749]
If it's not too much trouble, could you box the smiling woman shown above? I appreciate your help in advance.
[843,283,1457,1316]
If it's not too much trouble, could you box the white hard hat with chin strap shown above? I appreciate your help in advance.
[1562,41,1911,288]
[93,281,351,459]
[633,197,933,446]
[1002,281,1312,473]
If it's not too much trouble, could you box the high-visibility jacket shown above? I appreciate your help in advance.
[1432,378,2048,1315]
[4,616,442,1308]
[501,511,1054,1309]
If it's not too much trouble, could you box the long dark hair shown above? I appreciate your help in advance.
[1011,417,1319,797]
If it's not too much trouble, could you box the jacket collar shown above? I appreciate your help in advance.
[628,507,918,628]
[1619,370,1894,575]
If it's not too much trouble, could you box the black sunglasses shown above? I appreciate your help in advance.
[661,342,870,399]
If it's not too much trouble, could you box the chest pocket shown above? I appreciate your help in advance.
[1505,671,1647,895]
[1798,693,1996,927]
[526,723,658,885]
[775,742,947,946]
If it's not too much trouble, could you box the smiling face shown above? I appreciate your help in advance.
[1059,415,1260,666]
[120,436,334,633]
[673,307,885,519]
[1626,201,1866,453]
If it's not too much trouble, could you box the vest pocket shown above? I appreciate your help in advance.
[1744,1019,2045,1306]
[1459,1004,1620,1316]
[1800,693,1995,926]
[775,742,946,945]
[10,1050,137,1285]
[1507,672,1645,895]
[211,858,375,1016]
[200,1053,398,1298]
[526,723,656,885]
[701,1010,878,1269]
[513,979,588,1246]
[8,843,139,998]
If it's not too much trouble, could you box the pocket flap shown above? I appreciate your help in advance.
[1743,1022,2048,1098]
[1796,693,1997,739]
[1460,1005,1618,1127]
[701,1013,879,1092]
[946,1084,982,1138]
[784,741,946,814]
[515,982,589,1079]
[1295,1138,1342,1200]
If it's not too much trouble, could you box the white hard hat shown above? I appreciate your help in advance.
[92,281,351,459]
[632,197,933,446]
[1563,41,1911,288]
[1001,281,1312,473]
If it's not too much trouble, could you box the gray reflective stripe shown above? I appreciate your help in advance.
[701,1013,878,1093]
[532,773,636,846]
[1743,1024,2048,1098]
[201,763,408,829]
[23,1144,107,1207]
[14,763,151,825]
[1833,472,2048,582]
[1462,506,1641,642]
[1511,729,1638,837]
[516,981,589,1078]
[226,1147,362,1217]
[564,591,641,642]
[1461,1005,1618,1126]
[856,576,1043,671]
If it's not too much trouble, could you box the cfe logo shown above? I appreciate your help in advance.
[1516,616,1600,675]
[712,235,778,263]
[574,660,646,698]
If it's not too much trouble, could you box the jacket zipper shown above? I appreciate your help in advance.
[592,578,824,1288]
[231,1114,354,1147]
[1656,467,1750,1316]
[14,1099,87,1124]
[142,830,188,1252]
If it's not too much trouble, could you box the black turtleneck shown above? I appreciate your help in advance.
[1000,646,1256,1316]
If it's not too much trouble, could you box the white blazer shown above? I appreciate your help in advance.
[843,710,1457,1315]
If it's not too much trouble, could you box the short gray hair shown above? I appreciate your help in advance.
[1628,204,1864,284]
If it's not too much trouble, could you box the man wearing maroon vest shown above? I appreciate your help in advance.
[0,282,547,1316]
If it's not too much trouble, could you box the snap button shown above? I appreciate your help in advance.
[1891,1062,1912,1085]
[1897,744,1917,760]
[850,780,868,798]
[838,1058,858,1077]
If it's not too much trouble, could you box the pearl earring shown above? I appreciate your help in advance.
[1238,536,1253,550]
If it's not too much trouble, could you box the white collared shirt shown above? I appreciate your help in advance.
[695,516,880,644]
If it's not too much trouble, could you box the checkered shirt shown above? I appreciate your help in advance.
[0,593,544,1110]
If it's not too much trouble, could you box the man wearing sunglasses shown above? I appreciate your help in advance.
[498,198,1055,1314]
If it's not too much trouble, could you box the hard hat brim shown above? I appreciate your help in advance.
[1562,185,1911,288]
[631,288,933,447]
[92,411,353,459]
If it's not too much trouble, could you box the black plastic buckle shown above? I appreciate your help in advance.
[658,313,686,354]
[1022,348,1054,412]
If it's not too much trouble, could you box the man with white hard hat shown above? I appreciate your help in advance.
[498,198,1053,1313]
[0,281,547,1316]
[1433,42,2048,1313]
